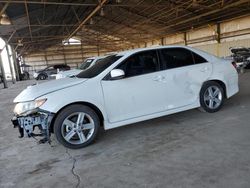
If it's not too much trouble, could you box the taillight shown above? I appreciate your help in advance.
[232,62,237,69]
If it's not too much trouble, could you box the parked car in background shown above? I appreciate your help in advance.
[33,64,70,80]
[230,47,250,70]
[55,56,104,79]
[12,46,239,149]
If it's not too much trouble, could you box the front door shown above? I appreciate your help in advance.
[101,50,168,123]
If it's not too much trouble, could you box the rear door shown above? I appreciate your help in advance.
[158,47,212,109]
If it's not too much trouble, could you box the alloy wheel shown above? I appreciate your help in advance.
[61,112,95,145]
[204,85,223,109]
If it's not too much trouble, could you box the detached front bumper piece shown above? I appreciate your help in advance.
[11,111,54,144]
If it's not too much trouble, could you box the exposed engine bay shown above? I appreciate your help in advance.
[11,112,54,144]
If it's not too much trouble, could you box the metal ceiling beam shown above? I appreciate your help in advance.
[152,0,250,33]
[0,1,173,7]
[66,0,108,39]
[24,0,32,40]
[0,1,9,16]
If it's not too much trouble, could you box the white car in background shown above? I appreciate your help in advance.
[56,56,104,79]
[12,46,239,149]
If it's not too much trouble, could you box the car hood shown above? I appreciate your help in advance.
[59,69,82,77]
[14,77,87,103]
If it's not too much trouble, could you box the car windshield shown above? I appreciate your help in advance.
[77,55,122,78]
[79,59,94,70]
[43,66,53,71]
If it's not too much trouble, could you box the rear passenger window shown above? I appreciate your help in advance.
[160,48,194,69]
[192,52,207,64]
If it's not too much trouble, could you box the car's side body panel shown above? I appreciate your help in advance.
[38,78,108,121]
[17,46,238,131]
[208,59,239,98]
[104,101,200,130]
[101,71,170,123]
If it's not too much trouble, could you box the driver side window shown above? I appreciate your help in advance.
[117,50,159,78]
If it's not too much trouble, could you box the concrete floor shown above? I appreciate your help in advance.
[0,72,250,188]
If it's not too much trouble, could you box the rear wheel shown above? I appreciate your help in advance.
[38,74,47,80]
[54,105,100,149]
[200,81,225,113]
[245,62,250,69]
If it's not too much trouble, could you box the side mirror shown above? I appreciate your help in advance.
[110,69,125,80]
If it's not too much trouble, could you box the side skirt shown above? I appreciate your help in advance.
[103,102,200,130]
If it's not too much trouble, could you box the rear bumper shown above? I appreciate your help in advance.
[11,110,54,143]
[226,74,239,98]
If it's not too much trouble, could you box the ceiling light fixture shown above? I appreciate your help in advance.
[100,8,105,16]
[0,13,11,25]
[90,18,94,25]
[17,39,23,47]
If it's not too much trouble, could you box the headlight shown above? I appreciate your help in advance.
[56,74,65,79]
[14,98,47,116]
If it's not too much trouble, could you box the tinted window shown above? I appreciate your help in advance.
[79,59,94,70]
[77,55,122,78]
[47,66,55,70]
[192,52,207,64]
[160,48,194,69]
[53,64,67,69]
[43,65,53,71]
[117,50,159,77]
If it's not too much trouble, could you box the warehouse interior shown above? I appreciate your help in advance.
[0,0,250,76]
[1,1,250,188]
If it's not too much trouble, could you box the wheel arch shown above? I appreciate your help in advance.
[202,79,227,98]
[49,101,104,133]
[38,72,48,78]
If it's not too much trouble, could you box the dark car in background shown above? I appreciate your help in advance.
[0,73,3,83]
[33,64,70,80]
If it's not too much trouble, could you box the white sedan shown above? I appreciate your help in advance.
[12,46,239,149]
[55,56,104,79]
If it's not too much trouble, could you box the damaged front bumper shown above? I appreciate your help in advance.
[11,110,54,144]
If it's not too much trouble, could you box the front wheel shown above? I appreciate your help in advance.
[54,105,100,149]
[38,74,47,80]
[200,81,225,113]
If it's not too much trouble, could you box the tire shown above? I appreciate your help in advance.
[199,81,225,113]
[245,63,250,69]
[38,74,47,80]
[54,105,100,149]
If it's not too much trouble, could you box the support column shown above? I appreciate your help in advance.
[62,46,66,65]
[216,23,221,56]
[184,32,187,45]
[0,54,8,88]
[80,41,84,60]
[5,45,15,84]
[216,23,221,43]
[161,37,164,46]
[11,47,20,81]
[44,52,48,66]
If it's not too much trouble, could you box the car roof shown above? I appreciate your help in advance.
[114,45,220,62]
[86,56,105,60]
[116,45,196,56]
